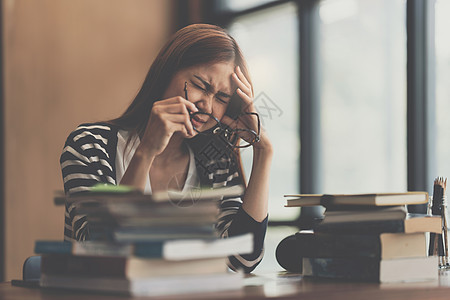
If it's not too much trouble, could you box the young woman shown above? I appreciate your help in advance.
[60,24,272,273]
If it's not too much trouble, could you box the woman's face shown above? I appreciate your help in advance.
[162,61,236,132]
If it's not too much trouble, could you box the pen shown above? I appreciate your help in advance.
[440,178,448,266]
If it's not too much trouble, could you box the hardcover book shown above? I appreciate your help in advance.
[40,254,228,278]
[302,256,438,283]
[321,206,407,224]
[314,213,441,234]
[293,231,428,260]
[285,192,428,207]
[35,233,253,260]
[40,272,244,296]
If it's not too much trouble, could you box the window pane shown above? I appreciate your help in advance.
[319,0,407,193]
[435,0,450,178]
[228,3,300,220]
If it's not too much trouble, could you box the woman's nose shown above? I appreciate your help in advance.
[195,94,213,114]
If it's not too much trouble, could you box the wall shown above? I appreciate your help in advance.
[2,0,173,280]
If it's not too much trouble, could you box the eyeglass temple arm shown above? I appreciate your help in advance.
[184,82,188,100]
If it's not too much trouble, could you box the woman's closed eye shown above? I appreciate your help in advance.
[215,96,228,104]
[191,81,208,93]
[194,83,206,91]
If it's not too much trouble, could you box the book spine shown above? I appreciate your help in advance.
[323,204,401,211]
[302,257,380,282]
[295,232,382,258]
[41,255,127,277]
[73,242,135,257]
[132,243,164,258]
[113,226,217,242]
[314,219,406,234]
[35,241,164,258]
[34,241,73,254]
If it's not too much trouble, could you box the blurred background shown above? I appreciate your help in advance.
[0,0,448,280]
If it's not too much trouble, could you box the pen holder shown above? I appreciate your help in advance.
[440,195,450,269]
[428,194,450,268]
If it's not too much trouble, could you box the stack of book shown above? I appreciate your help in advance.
[38,185,252,296]
[284,192,441,283]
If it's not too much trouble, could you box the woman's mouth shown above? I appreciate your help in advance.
[191,116,206,129]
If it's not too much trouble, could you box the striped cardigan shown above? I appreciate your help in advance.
[60,122,267,273]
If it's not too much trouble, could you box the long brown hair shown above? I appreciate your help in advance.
[110,23,251,185]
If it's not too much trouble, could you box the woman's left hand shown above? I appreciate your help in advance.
[221,66,272,152]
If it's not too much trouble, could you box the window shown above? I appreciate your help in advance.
[435,0,450,178]
[209,0,440,224]
[319,0,407,193]
[227,2,300,220]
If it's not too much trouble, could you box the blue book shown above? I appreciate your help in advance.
[34,240,161,258]
[34,233,253,260]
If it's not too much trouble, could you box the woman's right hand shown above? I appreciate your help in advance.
[139,96,198,157]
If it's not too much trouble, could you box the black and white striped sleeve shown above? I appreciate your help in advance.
[213,158,268,273]
[60,123,118,241]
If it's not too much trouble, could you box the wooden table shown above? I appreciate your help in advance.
[2,270,450,300]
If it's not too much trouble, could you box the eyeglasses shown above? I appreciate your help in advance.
[184,82,261,149]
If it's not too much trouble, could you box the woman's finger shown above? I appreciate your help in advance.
[161,113,196,137]
[154,96,198,113]
[236,66,252,93]
[236,88,256,113]
[170,123,190,138]
[160,102,192,115]
[232,73,252,97]
[236,88,252,103]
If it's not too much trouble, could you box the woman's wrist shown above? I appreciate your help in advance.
[252,134,273,156]
[134,143,157,163]
[253,145,273,159]
[119,143,156,191]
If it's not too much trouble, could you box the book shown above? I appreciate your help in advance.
[40,254,227,278]
[88,213,217,229]
[40,272,243,296]
[156,184,244,202]
[60,185,236,242]
[35,233,253,260]
[88,224,218,242]
[82,202,219,242]
[302,256,438,283]
[64,194,220,224]
[59,184,244,206]
[321,206,407,224]
[314,213,442,234]
[284,192,428,207]
[293,231,427,260]
[76,199,219,220]
[46,184,247,297]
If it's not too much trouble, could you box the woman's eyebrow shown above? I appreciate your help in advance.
[193,75,232,98]
[194,75,211,90]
